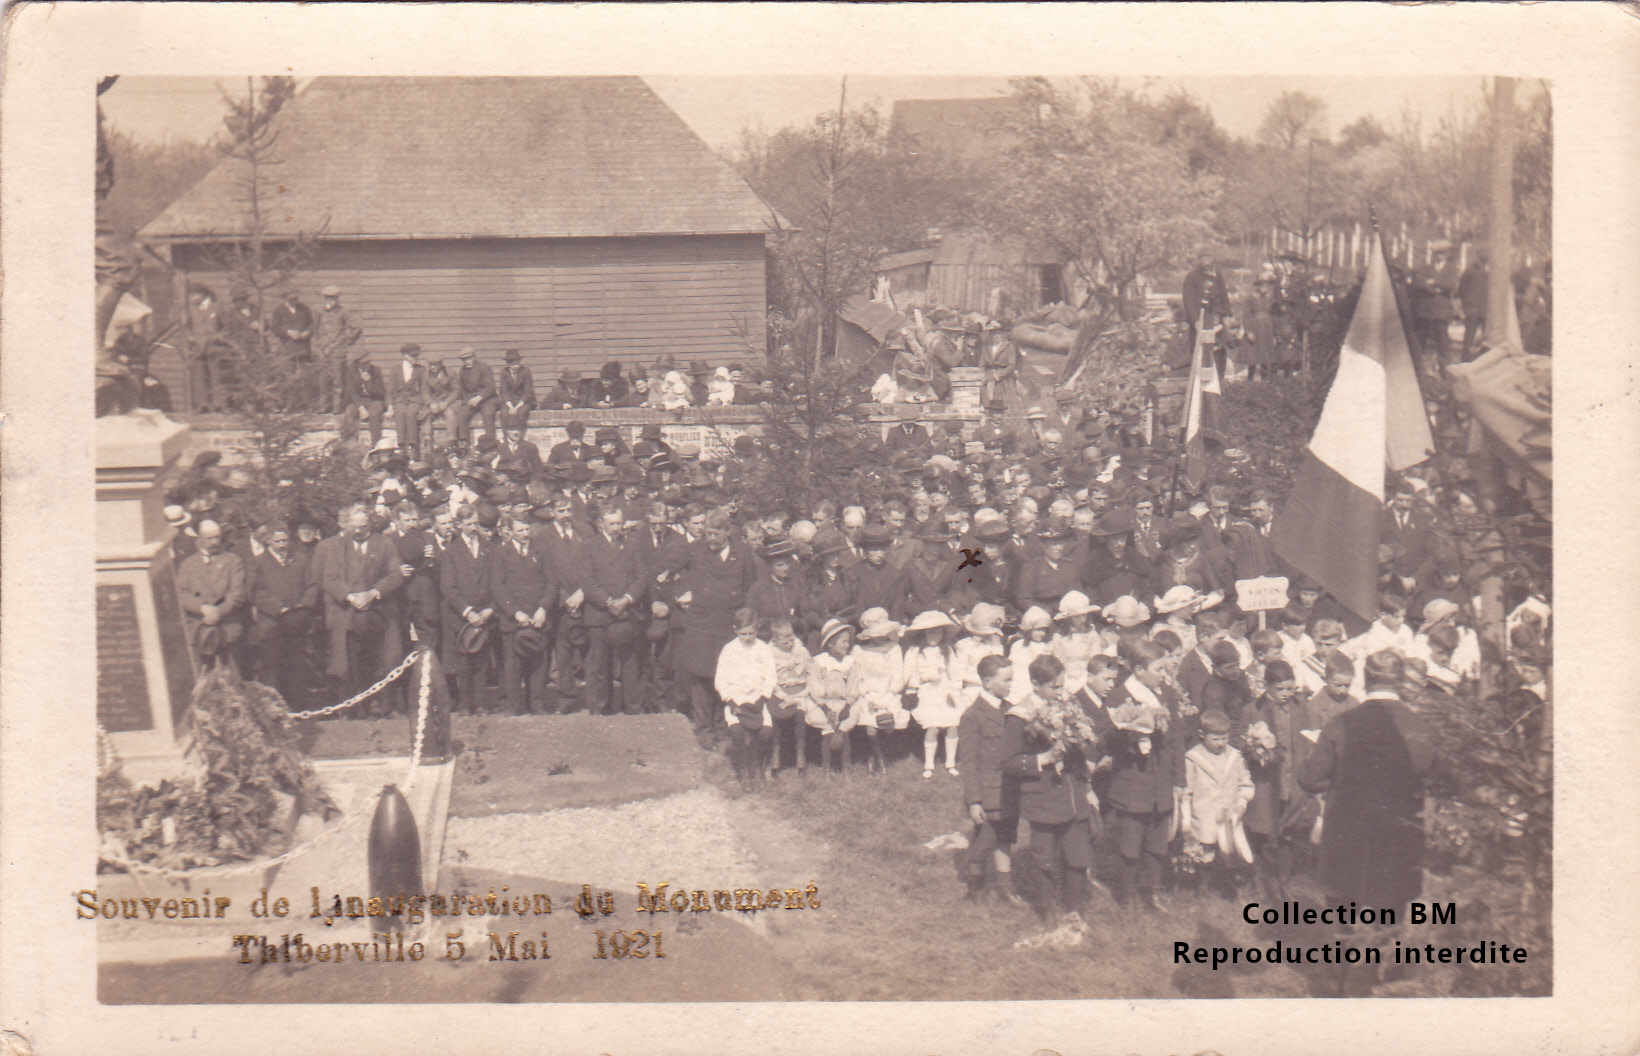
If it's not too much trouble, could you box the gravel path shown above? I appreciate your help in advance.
[442,787,760,891]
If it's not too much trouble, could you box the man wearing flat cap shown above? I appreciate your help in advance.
[313,285,362,413]
[387,343,430,459]
[453,347,499,446]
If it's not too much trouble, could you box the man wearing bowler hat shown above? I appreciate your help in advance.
[497,349,536,431]
[548,420,595,464]
[453,347,499,445]
[542,369,583,410]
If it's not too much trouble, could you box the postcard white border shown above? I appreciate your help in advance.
[3,3,1638,1054]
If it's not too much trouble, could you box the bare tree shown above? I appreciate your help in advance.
[1258,90,1328,150]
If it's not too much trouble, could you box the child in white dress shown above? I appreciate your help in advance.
[809,619,857,775]
[714,607,777,788]
[849,607,907,775]
[1051,591,1102,697]
[904,610,962,778]
[1008,606,1055,703]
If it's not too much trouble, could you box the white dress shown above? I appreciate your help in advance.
[1008,637,1053,703]
[1051,629,1102,695]
[904,644,963,729]
[849,642,909,729]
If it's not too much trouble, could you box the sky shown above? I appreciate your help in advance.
[100,74,1527,154]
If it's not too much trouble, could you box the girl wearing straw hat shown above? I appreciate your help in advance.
[849,608,908,775]
[1050,591,1101,696]
[904,610,962,778]
[808,619,859,775]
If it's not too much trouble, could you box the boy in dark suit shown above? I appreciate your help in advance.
[956,655,1029,907]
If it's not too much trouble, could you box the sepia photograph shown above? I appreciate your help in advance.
[4,3,1638,1054]
[89,66,1553,1002]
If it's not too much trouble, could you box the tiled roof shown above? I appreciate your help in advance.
[142,77,781,240]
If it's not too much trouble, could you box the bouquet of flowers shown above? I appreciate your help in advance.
[1240,720,1278,767]
[1028,695,1100,774]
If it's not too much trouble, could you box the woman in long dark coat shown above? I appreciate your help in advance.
[1296,650,1437,912]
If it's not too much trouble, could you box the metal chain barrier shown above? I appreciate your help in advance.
[98,646,438,879]
[285,648,422,720]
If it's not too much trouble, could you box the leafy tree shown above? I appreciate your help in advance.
[1257,90,1329,150]
[731,81,981,362]
[980,77,1221,320]
[100,130,219,245]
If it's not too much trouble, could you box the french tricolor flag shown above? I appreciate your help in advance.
[1271,233,1434,622]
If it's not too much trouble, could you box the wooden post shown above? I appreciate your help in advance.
[1476,77,1518,704]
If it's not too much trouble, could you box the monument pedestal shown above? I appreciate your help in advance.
[97,410,195,786]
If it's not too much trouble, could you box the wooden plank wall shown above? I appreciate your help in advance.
[174,233,768,383]
[928,263,1039,315]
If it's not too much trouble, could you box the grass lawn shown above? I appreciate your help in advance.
[742,738,1507,1001]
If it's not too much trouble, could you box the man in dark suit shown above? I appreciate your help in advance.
[439,503,498,713]
[453,346,498,445]
[176,518,247,675]
[534,494,589,708]
[632,424,673,463]
[1380,485,1446,595]
[1222,488,1281,585]
[496,426,545,481]
[547,421,595,464]
[387,343,429,458]
[322,504,405,711]
[497,348,536,431]
[247,520,316,705]
[489,513,558,714]
[338,351,388,445]
[269,290,314,363]
[581,506,646,714]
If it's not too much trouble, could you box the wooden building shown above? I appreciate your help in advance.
[140,77,777,409]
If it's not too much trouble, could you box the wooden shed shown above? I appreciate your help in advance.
[876,229,1065,315]
[140,76,777,406]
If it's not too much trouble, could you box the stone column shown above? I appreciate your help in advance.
[97,410,194,785]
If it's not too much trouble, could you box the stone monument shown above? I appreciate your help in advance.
[97,409,194,785]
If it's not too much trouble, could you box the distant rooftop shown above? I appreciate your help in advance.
[142,76,781,241]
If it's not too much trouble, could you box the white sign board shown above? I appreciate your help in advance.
[1235,576,1291,612]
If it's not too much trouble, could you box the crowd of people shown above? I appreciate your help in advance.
[160,387,1550,925]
